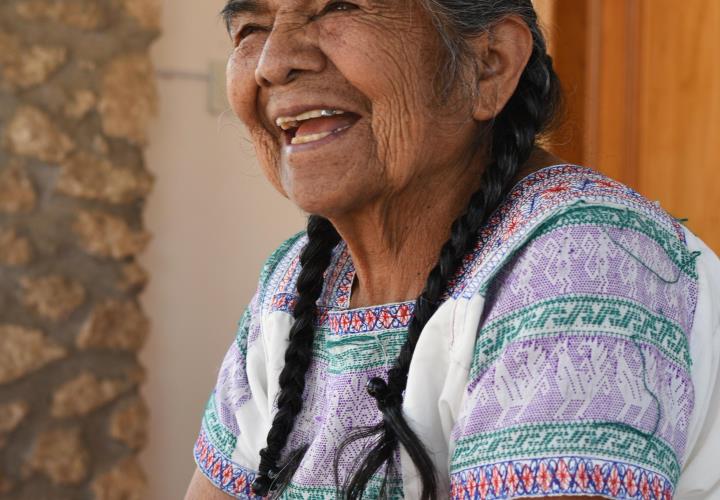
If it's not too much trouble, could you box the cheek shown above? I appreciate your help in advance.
[318,22,439,186]
[226,49,259,124]
[226,50,286,196]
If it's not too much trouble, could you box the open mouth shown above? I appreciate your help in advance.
[275,109,360,146]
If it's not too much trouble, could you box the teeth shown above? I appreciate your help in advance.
[290,125,352,145]
[275,109,345,130]
[291,130,333,145]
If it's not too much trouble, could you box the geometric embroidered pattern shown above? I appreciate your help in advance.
[451,422,681,485]
[471,294,692,378]
[534,205,697,279]
[271,292,416,335]
[202,394,236,458]
[451,456,673,499]
[194,428,263,499]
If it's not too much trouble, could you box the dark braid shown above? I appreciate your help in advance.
[251,1,561,497]
[251,215,341,496]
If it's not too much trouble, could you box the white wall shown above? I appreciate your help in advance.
[139,2,305,498]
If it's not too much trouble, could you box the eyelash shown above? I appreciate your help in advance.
[232,1,357,45]
[318,1,357,15]
[237,24,266,41]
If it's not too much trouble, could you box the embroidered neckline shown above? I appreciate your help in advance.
[269,163,688,336]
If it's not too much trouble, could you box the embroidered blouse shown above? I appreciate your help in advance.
[193,164,720,499]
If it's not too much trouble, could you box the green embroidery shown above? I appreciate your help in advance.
[234,305,252,352]
[470,295,691,382]
[324,329,405,375]
[451,421,680,484]
[534,205,697,279]
[303,328,407,374]
[258,231,305,306]
[202,394,237,458]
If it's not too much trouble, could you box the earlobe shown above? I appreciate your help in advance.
[469,16,534,122]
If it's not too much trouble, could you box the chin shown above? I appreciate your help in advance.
[285,185,358,219]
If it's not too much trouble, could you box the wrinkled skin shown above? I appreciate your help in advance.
[223,0,548,307]
[223,0,515,306]
[226,0,483,219]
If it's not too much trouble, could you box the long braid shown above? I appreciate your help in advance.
[251,215,341,496]
[339,19,561,500]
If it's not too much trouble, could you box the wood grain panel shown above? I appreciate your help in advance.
[635,0,720,251]
[545,0,589,165]
[590,0,641,188]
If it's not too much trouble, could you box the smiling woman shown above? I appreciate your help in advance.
[184,0,720,499]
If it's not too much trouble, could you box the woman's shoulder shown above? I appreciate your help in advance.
[450,163,697,299]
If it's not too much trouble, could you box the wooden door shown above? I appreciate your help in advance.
[537,0,720,251]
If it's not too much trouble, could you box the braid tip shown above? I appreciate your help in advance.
[251,474,273,496]
[366,376,389,408]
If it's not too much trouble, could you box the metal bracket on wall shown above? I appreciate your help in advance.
[155,60,229,115]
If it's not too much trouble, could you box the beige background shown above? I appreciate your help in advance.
[139,1,304,498]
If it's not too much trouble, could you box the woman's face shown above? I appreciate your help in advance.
[225,0,481,217]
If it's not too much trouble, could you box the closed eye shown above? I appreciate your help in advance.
[318,1,358,16]
[237,24,268,41]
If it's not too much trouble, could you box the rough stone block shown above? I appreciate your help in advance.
[109,397,148,449]
[73,211,151,259]
[0,401,30,434]
[99,54,157,144]
[20,274,85,321]
[0,325,66,384]
[51,372,130,418]
[3,106,74,163]
[0,162,36,213]
[122,0,162,31]
[57,152,153,204]
[76,300,149,352]
[15,0,108,30]
[28,427,89,485]
[91,456,146,500]
[64,89,97,119]
[117,261,149,291]
[2,44,67,89]
[0,228,32,266]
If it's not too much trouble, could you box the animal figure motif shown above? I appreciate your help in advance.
[660,366,689,439]
[554,339,612,419]
[614,342,659,425]
[493,345,551,423]
[541,229,578,294]
[581,230,617,293]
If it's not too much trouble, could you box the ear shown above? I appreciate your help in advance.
[468,16,533,122]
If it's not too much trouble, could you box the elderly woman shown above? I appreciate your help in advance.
[184,0,720,498]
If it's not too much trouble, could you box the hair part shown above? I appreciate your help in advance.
[251,1,562,498]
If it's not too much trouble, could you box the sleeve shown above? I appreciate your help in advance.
[674,228,720,498]
[448,204,699,499]
[193,233,305,499]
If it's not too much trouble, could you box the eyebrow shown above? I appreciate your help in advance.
[220,0,264,27]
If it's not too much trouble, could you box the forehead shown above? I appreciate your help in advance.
[221,0,395,16]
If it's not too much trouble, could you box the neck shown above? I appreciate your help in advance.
[327,147,563,308]
[329,160,484,308]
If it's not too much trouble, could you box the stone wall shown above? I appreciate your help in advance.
[0,0,159,498]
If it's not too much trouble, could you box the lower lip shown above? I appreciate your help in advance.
[283,120,358,154]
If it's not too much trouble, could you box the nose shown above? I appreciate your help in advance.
[255,21,326,87]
